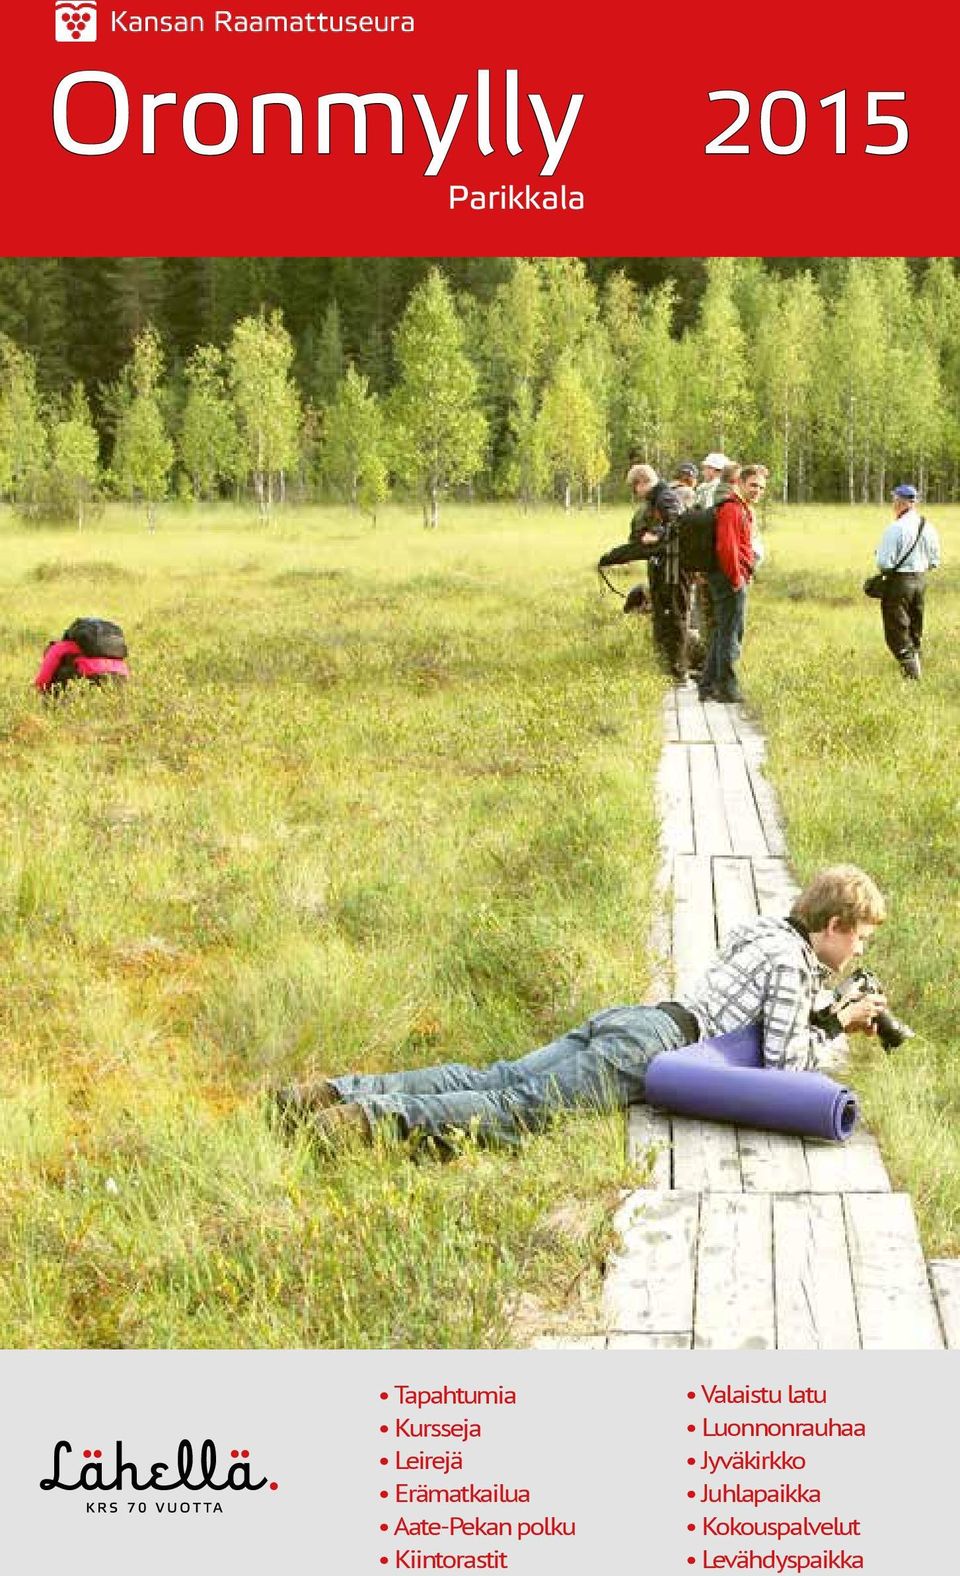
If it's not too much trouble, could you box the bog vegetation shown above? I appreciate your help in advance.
[1,499,958,1349]
[0,503,665,1348]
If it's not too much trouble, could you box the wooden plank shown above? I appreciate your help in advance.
[676,685,712,744]
[715,743,770,856]
[744,757,789,856]
[703,699,739,745]
[672,854,716,994]
[607,1332,692,1349]
[928,1260,960,1349]
[713,855,759,940]
[657,745,694,857]
[739,1128,811,1194]
[627,1104,672,1188]
[603,1190,699,1333]
[773,1194,861,1349]
[694,1193,775,1349]
[804,1130,891,1193]
[662,691,680,743]
[673,1116,743,1191]
[730,711,767,751]
[753,856,800,918]
[844,1193,944,1349]
[646,852,675,1000]
[688,744,732,856]
[531,1336,605,1349]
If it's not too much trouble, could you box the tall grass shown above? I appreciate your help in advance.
[746,503,960,1253]
[0,503,664,1347]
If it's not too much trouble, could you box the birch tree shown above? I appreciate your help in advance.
[228,309,302,517]
[390,269,487,528]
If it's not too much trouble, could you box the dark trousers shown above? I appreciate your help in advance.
[701,573,748,700]
[881,574,926,676]
[647,561,691,679]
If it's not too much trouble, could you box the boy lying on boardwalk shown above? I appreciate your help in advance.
[275,867,887,1151]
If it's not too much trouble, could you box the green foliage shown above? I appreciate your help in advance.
[686,258,756,456]
[536,351,609,507]
[0,333,48,509]
[390,269,488,526]
[46,383,100,528]
[322,363,388,518]
[0,501,663,1347]
[746,502,960,1254]
[7,258,960,511]
[111,326,175,529]
[180,345,241,501]
[227,308,302,517]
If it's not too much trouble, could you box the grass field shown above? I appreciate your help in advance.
[746,503,960,1253]
[0,503,665,1348]
[2,498,958,1350]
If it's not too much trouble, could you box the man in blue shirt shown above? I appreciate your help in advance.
[875,484,941,680]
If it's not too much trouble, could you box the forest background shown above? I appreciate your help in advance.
[2,255,959,531]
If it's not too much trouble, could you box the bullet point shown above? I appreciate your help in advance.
[380,1392,389,1399]
[687,1424,695,1432]
[687,1391,695,1399]
[380,1491,388,1499]
[687,1490,695,1498]
[380,1425,389,1433]
[688,1523,696,1531]
[380,1457,388,1466]
[380,1524,388,1531]
[687,1457,695,1465]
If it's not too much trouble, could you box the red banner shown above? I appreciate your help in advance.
[2,1,952,255]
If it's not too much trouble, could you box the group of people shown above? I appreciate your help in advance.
[598,452,767,703]
[600,454,943,695]
[273,465,939,1155]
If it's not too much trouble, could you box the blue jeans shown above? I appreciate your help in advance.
[701,573,748,699]
[330,1006,688,1148]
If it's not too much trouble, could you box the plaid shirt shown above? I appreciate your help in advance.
[677,916,836,1071]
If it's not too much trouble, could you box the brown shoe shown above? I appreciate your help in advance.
[309,1102,371,1149]
[274,1078,341,1133]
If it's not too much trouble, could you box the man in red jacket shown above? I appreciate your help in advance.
[698,464,766,703]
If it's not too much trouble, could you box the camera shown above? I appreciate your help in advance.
[837,967,915,1053]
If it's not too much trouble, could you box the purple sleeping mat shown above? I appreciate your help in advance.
[644,1024,858,1142]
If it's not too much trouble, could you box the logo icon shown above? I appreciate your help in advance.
[55,2,97,41]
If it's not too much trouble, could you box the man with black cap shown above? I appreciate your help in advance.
[671,461,698,511]
[874,484,941,680]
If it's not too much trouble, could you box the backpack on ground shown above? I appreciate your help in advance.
[677,506,719,573]
[62,618,128,660]
[34,617,130,694]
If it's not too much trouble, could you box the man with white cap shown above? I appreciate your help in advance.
[874,484,941,680]
[693,452,728,509]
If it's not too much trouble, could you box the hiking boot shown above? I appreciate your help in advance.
[899,652,921,681]
[274,1078,341,1132]
[309,1102,372,1150]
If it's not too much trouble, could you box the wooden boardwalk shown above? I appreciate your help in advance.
[537,687,958,1351]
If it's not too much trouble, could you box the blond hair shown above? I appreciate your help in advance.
[626,463,658,489]
[790,866,887,932]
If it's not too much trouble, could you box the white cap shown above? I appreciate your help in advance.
[702,452,727,470]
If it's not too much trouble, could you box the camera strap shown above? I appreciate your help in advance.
[883,516,926,577]
[597,565,627,600]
